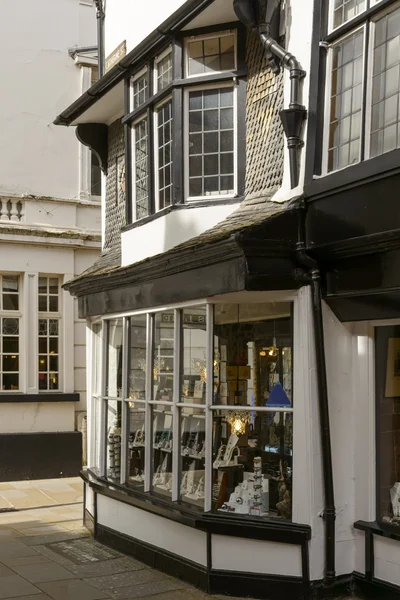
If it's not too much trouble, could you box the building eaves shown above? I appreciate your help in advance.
[54,0,216,127]
[64,192,301,296]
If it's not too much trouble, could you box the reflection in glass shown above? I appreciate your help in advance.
[152,406,173,497]
[129,315,147,400]
[188,34,235,76]
[128,402,146,486]
[213,303,293,407]
[153,312,174,401]
[181,306,207,404]
[106,319,123,398]
[107,399,121,481]
[180,410,205,508]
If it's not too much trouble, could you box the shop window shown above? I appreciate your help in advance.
[375,325,400,526]
[212,303,293,519]
[0,274,20,391]
[38,276,60,391]
[127,28,241,223]
[323,1,400,174]
[98,300,293,520]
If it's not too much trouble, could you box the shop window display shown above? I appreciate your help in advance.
[376,325,400,526]
[99,301,293,520]
[212,303,293,519]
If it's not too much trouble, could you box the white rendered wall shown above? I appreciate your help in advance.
[121,203,239,267]
[0,403,74,434]
[0,0,96,199]
[97,495,207,566]
[374,537,400,587]
[212,535,302,576]
[104,0,186,57]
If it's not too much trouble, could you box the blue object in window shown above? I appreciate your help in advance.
[266,381,291,407]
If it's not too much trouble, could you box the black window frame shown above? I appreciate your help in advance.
[123,22,247,227]
[305,0,400,188]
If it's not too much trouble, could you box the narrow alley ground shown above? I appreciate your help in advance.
[0,478,357,600]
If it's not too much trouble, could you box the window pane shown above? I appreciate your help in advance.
[106,319,123,398]
[107,399,122,481]
[153,312,174,402]
[128,402,146,486]
[152,405,173,497]
[375,326,400,526]
[134,118,149,220]
[180,409,205,509]
[214,303,293,407]
[2,277,18,293]
[131,72,148,110]
[3,295,18,311]
[49,278,58,295]
[327,30,364,172]
[3,337,18,354]
[3,318,19,335]
[156,52,172,92]
[49,296,58,312]
[181,306,207,405]
[3,373,18,390]
[331,0,366,29]
[38,277,47,294]
[212,410,293,519]
[370,7,400,158]
[156,101,173,210]
[187,34,235,76]
[3,354,18,372]
[129,315,147,400]
[38,296,47,312]
[188,87,235,198]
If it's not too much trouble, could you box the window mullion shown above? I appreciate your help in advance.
[120,317,130,485]
[204,303,214,512]
[144,313,153,492]
[360,22,371,161]
[171,309,181,502]
[99,321,108,478]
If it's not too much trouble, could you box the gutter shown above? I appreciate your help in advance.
[54,0,216,126]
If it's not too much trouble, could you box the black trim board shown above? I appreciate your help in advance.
[354,571,400,600]
[0,431,82,481]
[0,393,79,403]
[96,524,208,592]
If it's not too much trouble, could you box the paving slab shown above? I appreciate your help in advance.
[107,578,186,599]
[85,568,166,590]
[10,563,76,583]
[21,530,89,547]
[37,579,110,600]
[0,595,52,600]
[70,557,145,578]
[0,566,14,578]
[0,574,43,599]
[0,541,39,559]
[1,555,52,567]
[143,590,211,600]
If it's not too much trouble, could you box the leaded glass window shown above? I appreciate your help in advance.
[156,51,172,92]
[187,33,236,76]
[188,87,235,197]
[156,100,173,210]
[133,118,149,220]
[131,71,148,111]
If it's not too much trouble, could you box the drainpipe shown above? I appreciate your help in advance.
[295,205,336,583]
[234,0,306,189]
[94,0,105,77]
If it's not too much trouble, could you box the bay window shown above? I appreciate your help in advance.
[90,298,294,521]
[126,26,244,224]
[324,0,400,173]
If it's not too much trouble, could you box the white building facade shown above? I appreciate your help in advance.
[0,0,101,479]
[56,0,400,598]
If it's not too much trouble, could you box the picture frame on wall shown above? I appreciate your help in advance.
[385,338,400,397]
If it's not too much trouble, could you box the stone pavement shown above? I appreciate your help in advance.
[0,478,83,511]
[0,478,358,600]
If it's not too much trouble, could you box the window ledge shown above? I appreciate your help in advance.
[82,469,311,544]
[121,197,243,233]
[0,393,80,403]
[305,148,400,200]
[354,520,400,542]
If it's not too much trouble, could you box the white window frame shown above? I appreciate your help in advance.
[364,1,400,159]
[38,275,62,393]
[327,0,385,33]
[184,29,237,79]
[0,273,21,393]
[131,114,149,222]
[322,24,367,175]
[130,66,148,114]
[154,46,173,94]
[90,290,301,518]
[184,81,238,202]
[153,95,173,213]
